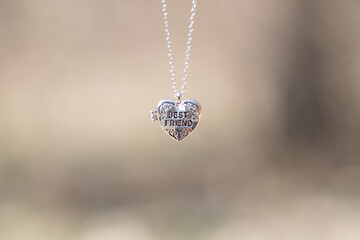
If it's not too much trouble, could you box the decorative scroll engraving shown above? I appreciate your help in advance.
[155,99,202,141]
[158,101,175,115]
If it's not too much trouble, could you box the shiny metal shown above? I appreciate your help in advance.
[152,1,200,142]
[150,99,202,141]
[149,110,158,122]
[161,0,198,99]
[175,91,182,101]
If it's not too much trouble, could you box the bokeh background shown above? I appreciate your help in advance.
[1,0,360,239]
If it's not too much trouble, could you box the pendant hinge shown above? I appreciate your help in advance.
[149,110,158,122]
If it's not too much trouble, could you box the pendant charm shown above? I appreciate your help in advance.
[149,99,202,141]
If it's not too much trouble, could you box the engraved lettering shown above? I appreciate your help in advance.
[166,111,190,119]
[164,119,194,127]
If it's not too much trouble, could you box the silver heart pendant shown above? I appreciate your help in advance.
[149,99,202,141]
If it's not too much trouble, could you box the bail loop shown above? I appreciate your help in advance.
[175,91,182,101]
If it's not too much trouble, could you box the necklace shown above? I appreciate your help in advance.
[149,0,202,142]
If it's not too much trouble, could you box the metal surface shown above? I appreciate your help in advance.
[150,99,202,141]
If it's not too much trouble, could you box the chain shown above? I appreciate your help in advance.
[161,0,197,100]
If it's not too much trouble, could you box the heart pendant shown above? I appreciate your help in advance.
[149,99,202,141]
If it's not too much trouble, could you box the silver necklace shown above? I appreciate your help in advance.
[149,0,202,142]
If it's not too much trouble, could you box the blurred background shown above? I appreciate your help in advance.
[0,0,360,239]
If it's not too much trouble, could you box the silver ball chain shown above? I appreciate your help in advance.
[161,0,197,100]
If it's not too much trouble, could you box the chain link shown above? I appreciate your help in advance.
[161,0,197,100]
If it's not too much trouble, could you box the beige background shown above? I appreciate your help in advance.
[0,0,360,239]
